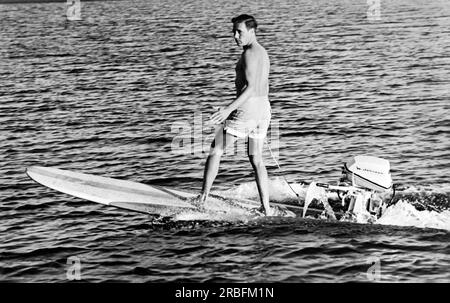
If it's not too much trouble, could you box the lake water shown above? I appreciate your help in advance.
[0,0,449,282]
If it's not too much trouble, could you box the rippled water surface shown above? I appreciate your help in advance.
[1,0,449,282]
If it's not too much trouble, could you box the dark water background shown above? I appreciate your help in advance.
[1,0,449,282]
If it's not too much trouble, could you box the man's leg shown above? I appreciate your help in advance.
[248,136,271,215]
[198,126,239,204]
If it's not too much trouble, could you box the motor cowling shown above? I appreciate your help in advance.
[342,155,393,192]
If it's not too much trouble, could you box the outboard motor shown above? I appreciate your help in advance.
[304,155,395,223]
[339,156,393,221]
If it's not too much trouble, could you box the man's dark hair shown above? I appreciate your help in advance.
[231,14,257,31]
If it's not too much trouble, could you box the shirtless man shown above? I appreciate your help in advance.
[194,14,273,215]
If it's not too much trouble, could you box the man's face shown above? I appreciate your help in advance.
[233,22,253,47]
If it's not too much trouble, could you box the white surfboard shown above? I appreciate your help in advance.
[26,166,297,219]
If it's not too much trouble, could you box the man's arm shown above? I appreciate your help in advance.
[210,51,259,124]
[224,52,259,112]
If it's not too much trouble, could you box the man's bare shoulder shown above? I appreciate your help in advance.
[244,43,268,62]
[257,43,269,56]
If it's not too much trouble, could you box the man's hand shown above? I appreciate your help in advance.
[210,108,232,124]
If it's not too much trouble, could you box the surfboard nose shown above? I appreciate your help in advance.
[26,166,52,182]
[26,166,44,175]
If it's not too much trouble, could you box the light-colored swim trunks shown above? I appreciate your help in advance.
[224,96,271,139]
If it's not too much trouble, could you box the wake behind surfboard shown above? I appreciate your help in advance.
[26,166,296,221]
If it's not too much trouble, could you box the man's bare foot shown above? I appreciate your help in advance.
[264,206,275,216]
[187,194,206,212]
[254,206,274,216]
[251,206,292,217]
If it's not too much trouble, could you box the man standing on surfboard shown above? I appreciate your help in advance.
[192,14,273,216]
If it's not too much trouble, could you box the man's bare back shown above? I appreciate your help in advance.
[235,42,270,98]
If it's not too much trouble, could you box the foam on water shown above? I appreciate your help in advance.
[377,200,450,231]
[401,184,450,194]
